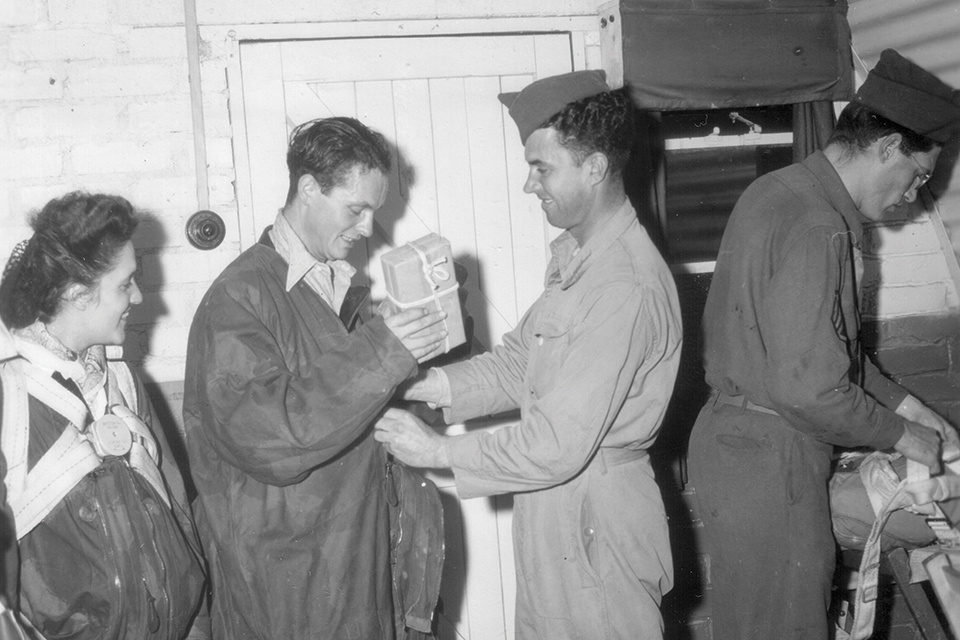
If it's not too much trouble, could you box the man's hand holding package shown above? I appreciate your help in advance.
[894,394,960,473]
[374,407,450,469]
[898,395,960,457]
[382,307,448,363]
[894,421,944,474]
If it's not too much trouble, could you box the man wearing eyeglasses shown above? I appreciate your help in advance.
[687,49,960,640]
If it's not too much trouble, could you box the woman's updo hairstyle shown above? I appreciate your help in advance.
[0,192,139,329]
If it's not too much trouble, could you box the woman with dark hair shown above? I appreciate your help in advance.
[0,192,205,639]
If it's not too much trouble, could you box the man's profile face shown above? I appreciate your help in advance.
[522,128,593,241]
[862,144,941,221]
[302,164,388,262]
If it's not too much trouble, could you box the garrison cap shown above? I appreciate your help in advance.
[854,49,960,144]
[498,70,611,144]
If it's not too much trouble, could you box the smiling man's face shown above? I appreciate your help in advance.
[522,128,595,243]
[301,164,388,262]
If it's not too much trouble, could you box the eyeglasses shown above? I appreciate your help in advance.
[908,154,933,191]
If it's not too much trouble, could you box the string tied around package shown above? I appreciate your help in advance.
[384,242,457,353]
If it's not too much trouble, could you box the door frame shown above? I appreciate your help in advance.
[199,11,622,248]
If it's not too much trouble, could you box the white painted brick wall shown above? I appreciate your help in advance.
[863,211,960,318]
[113,0,183,26]
[0,0,39,26]
[2,145,63,179]
[49,0,182,26]
[2,4,195,384]
[127,27,188,59]
[862,254,958,315]
[206,176,241,235]
[140,249,236,288]
[939,191,960,257]
[124,100,193,135]
[48,0,113,24]
[67,62,185,99]
[875,253,951,288]
[873,283,960,319]
[17,103,123,139]
[127,176,198,225]
[863,218,939,255]
[0,185,11,225]
[132,323,193,381]
[197,0,601,25]
[204,136,234,172]
[70,137,186,175]
[9,28,119,62]
[0,68,66,101]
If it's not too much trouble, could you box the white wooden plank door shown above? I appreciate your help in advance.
[237,33,576,640]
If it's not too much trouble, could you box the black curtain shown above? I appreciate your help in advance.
[622,0,848,236]
[621,0,855,111]
[793,100,837,161]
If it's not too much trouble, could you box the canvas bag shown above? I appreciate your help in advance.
[836,451,960,640]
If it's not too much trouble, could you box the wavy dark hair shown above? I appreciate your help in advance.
[827,101,938,156]
[542,87,636,179]
[285,117,392,206]
[0,192,139,329]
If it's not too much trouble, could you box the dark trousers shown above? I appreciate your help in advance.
[687,400,836,640]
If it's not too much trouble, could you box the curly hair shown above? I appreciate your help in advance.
[0,191,139,329]
[285,116,392,206]
[827,101,938,156]
[542,87,636,179]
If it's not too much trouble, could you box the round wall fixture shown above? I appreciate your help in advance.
[185,210,225,250]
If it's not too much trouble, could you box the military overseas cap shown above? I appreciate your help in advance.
[854,49,960,144]
[498,70,611,144]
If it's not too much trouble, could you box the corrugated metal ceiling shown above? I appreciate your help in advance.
[849,0,960,82]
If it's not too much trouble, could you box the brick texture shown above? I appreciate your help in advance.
[9,29,118,62]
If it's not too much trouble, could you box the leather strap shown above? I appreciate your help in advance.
[843,452,960,640]
[1,356,171,540]
[713,391,779,416]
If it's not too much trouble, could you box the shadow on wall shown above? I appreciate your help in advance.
[624,107,715,638]
[125,208,198,501]
[652,272,713,640]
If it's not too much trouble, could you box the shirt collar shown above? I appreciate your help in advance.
[12,323,108,396]
[546,199,639,289]
[269,211,356,312]
[802,150,866,239]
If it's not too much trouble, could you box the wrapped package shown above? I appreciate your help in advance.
[381,233,466,354]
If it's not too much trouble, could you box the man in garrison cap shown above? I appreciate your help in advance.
[687,49,960,640]
[376,70,683,638]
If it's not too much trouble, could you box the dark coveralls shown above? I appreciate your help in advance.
[688,151,910,640]
[183,230,421,640]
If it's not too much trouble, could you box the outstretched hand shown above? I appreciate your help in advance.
[381,306,448,363]
[374,407,450,469]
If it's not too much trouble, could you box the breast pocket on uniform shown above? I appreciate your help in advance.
[528,317,572,398]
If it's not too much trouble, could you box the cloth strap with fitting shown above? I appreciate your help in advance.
[839,451,960,640]
[1,356,169,540]
[384,241,458,353]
